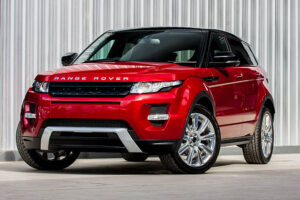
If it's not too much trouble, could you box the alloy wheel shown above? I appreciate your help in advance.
[178,113,216,167]
[261,113,273,158]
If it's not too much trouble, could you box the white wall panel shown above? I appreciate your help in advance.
[0,0,299,150]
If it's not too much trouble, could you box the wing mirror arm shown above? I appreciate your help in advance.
[61,52,78,66]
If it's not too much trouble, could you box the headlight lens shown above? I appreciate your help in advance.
[32,81,49,93]
[130,81,182,94]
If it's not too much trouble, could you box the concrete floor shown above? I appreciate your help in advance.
[0,154,300,200]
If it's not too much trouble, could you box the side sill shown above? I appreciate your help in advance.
[221,136,253,147]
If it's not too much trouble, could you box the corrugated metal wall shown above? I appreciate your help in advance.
[0,0,299,150]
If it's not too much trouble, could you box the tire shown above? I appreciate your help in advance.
[121,153,148,162]
[242,107,274,164]
[16,124,80,170]
[159,105,221,174]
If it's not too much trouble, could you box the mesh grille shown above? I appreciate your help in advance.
[49,82,133,97]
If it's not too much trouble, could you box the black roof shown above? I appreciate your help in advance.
[110,27,242,41]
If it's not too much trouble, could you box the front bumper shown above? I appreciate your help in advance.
[22,130,179,155]
[20,87,189,153]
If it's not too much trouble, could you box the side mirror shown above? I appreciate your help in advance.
[61,52,78,66]
[209,51,240,67]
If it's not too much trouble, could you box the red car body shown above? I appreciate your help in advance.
[21,62,271,138]
[19,28,275,158]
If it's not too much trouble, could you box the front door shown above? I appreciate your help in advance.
[205,33,245,139]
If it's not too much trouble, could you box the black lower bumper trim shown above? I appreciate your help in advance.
[22,136,179,155]
[136,140,179,155]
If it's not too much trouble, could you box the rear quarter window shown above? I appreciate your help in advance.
[242,42,259,66]
[227,38,254,66]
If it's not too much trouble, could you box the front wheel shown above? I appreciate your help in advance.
[16,124,79,170]
[160,105,221,174]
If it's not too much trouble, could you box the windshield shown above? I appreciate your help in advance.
[74,30,208,67]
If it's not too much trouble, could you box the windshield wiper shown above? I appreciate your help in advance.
[84,58,120,63]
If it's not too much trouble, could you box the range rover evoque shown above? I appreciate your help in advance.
[17,27,275,173]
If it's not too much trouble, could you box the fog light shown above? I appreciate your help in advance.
[25,112,36,119]
[147,114,169,121]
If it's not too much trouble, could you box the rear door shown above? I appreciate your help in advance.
[205,32,245,139]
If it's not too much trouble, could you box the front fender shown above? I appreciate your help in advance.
[175,77,214,121]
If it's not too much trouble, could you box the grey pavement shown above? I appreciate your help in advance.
[0,154,300,200]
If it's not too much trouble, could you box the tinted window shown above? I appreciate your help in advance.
[209,34,229,60]
[242,42,258,65]
[227,38,253,66]
[175,50,196,62]
[90,40,115,61]
[75,30,208,67]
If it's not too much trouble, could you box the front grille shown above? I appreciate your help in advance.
[49,82,133,97]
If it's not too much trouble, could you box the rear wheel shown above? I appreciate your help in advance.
[121,153,148,162]
[16,124,79,170]
[242,107,274,164]
[160,105,221,174]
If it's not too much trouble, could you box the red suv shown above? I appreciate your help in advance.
[17,28,275,173]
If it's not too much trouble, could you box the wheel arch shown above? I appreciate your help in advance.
[179,90,216,140]
[262,93,275,118]
[263,94,275,117]
[195,91,215,116]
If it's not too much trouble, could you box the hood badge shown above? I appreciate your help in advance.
[53,76,129,81]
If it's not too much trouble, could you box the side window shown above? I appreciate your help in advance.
[209,34,230,61]
[242,42,258,65]
[175,50,196,62]
[227,38,253,66]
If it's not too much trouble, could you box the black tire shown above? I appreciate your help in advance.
[16,124,80,170]
[242,107,274,164]
[121,153,148,162]
[159,105,221,174]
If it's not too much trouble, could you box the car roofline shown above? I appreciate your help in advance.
[106,26,243,41]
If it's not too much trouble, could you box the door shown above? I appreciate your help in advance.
[205,33,245,139]
[226,38,261,135]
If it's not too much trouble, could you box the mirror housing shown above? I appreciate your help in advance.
[209,51,240,67]
[61,52,78,66]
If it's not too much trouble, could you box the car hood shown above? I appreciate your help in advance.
[36,62,202,82]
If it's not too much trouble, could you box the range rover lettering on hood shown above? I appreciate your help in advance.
[53,76,129,81]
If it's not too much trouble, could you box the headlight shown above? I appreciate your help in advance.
[32,81,49,93]
[130,81,182,94]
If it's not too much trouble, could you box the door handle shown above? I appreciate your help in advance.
[234,73,243,79]
[255,73,264,78]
